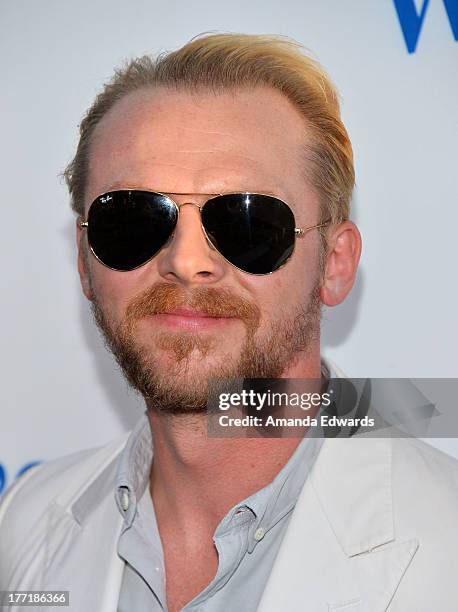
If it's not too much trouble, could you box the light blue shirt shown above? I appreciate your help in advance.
[116,362,333,611]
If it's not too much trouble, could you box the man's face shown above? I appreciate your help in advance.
[78,85,324,413]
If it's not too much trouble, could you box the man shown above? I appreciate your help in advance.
[1,33,457,612]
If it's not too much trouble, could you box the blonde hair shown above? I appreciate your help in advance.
[63,33,354,229]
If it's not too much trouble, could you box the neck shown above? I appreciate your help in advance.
[147,352,323,534]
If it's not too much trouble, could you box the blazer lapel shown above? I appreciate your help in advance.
[257,436,419,612]
[42,441,127,612]
[347,538,419,611]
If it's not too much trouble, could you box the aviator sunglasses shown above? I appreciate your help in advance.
[79,190,330,275]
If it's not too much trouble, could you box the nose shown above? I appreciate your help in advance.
[156,201,228,286]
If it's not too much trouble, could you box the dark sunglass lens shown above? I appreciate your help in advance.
[201,194,296,274]
[87,191,177,271]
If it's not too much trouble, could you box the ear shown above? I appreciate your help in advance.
[76,218,93,301]
[320,220,362,306]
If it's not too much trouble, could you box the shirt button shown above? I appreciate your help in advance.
[254,527,265,541]
[120,489,130,512]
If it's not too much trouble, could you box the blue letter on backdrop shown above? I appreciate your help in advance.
[394,0,458,53]
[0,463,5,495]
[394,0,431,53]
[443,0,458,40]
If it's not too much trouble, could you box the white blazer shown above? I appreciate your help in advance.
[1,431,458,611]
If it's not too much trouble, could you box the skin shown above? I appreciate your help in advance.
[76,85,361,610]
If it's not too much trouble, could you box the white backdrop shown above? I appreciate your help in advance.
[1,0,457,496]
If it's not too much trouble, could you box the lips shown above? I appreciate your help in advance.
[162,307,223,318]
[149,306,234,330]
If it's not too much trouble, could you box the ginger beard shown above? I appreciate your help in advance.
[90,280,322,415]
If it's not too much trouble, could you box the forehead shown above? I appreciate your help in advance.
[87,85,314,209]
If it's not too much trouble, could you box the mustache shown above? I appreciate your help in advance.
[123,282,261,333]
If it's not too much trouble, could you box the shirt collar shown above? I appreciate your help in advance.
[243,432,323,552]
[115,414,153,528]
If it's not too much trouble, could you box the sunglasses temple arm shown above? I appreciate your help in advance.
[295,219,331,237]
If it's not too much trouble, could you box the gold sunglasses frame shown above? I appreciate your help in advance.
[79,190,331,276]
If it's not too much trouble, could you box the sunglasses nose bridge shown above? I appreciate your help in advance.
[176,201,203,212]
[172,200,211,247]
[173,201,205,239]
[172,201,204,233]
